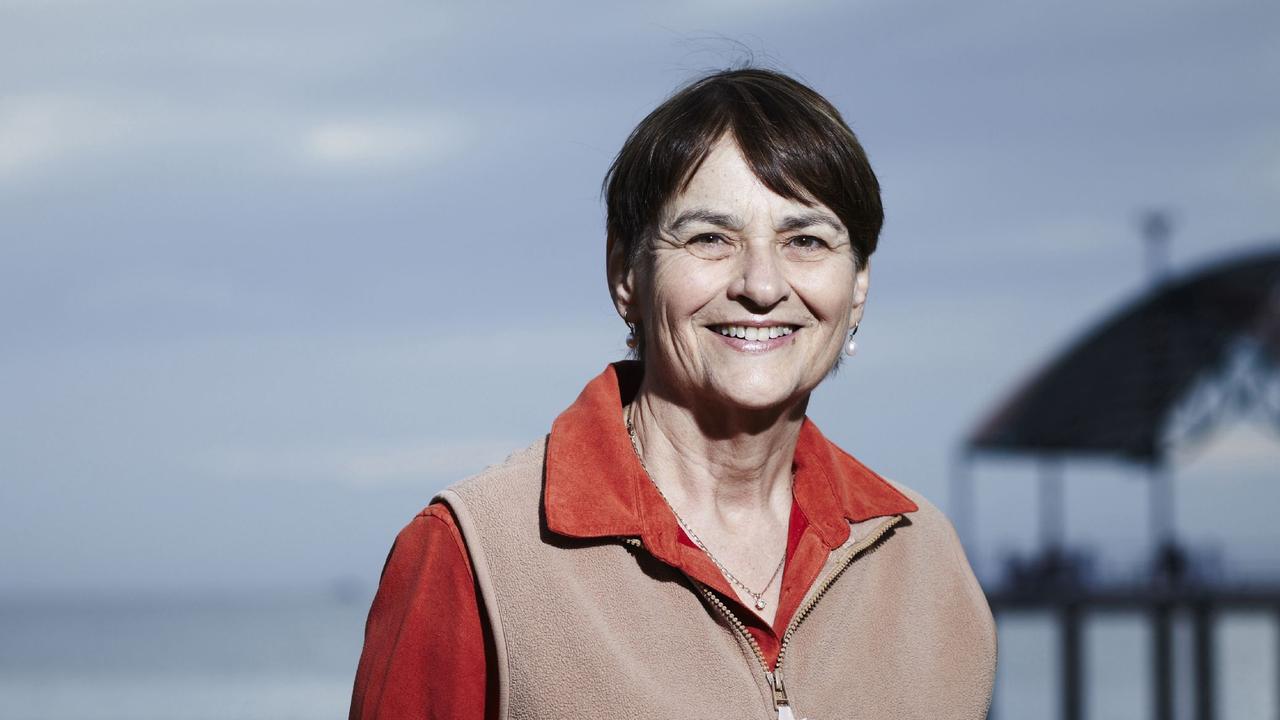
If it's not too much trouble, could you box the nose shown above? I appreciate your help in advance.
[729,241,790,310]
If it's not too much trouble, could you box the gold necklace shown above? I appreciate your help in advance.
[624,403,788,611]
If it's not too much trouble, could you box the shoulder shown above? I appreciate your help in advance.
[880,478,949,529]
[861,477,998,708]
[875,477,977,571]
[885,477,998,691]
[877,476,992,617]
[430,434,549,534]
[435,435,547,500]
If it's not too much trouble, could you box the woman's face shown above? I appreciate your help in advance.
[618,134,870,413]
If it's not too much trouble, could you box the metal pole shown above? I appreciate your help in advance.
[1275,605,1280,720]
[1153,602,1174,720]
[1142,210,1172,285]
[1192,601,1214,720]
[1140,210,1176,572]
[1062,602,1083,720]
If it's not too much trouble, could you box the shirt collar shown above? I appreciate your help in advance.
[544,360,918,551]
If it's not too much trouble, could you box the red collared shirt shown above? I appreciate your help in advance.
[350,361,916,720]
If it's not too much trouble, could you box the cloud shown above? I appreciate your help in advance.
[0,93,470,186]
[0,95,130,180]
[299,115,468,170]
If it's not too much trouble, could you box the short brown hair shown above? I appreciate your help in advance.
[604,68,883,358]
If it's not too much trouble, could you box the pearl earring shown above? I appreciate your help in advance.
[625,323,638,349]
[844,322,860,357]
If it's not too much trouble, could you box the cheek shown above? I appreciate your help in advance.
[794,265,856,319]
[649,258,721,317]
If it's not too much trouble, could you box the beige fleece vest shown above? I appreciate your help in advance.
[435,437,997,720]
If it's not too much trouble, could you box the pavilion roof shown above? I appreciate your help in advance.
[966,244,1280,464]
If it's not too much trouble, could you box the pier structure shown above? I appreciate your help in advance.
[955,243,1280,720]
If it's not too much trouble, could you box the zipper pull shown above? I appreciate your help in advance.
[766,668,795,719]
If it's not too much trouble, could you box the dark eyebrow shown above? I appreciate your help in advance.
[776,211,844,234]
[666,208,745,233]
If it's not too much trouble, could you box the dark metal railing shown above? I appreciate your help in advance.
[985,546,1280,720]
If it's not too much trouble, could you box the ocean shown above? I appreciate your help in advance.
[1,593,1275,719]
[0,593,360,720]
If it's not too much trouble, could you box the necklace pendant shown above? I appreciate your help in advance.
[755,598,767,610]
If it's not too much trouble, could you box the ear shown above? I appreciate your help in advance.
[848,258,871,328]
[606,233,642,322]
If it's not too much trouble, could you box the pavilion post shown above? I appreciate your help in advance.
[1192,601,1215,720]
[1061,601,1083,720]
[1148,460,1175,561]
[1152,602,1174,720]
[1039,456,1065,555]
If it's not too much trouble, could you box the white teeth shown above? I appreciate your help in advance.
[712,325,796,339]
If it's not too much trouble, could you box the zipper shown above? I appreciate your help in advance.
[774,514,903,671]
[690,568,787,717]
[623,513,903,718]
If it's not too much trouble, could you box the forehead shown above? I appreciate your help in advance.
[661,136,837,225]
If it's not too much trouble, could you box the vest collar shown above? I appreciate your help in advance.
[544,361,918,551]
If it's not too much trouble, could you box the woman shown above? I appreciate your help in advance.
[350,68,996,720]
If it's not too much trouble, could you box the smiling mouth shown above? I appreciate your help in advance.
[707,324,799,341]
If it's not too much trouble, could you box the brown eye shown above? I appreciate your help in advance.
[685,233,734,260]
[782,235,836,262]
[788,235,828,249]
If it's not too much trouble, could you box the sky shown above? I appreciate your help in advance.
[2,0,1278,596]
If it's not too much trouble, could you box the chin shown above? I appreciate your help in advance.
[705,376,802,413]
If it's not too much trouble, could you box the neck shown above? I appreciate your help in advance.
[625,379,806,522]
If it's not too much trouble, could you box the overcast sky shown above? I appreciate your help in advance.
[2,0,1278,596]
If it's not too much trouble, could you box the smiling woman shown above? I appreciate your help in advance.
[350,68,996,720]
[613,134,868,415]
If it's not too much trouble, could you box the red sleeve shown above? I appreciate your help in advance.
[349,503,496,720]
